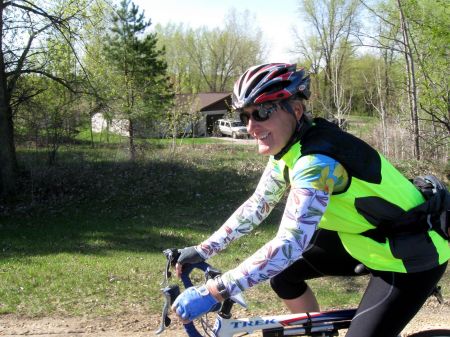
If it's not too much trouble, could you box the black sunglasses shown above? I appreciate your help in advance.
[239,103,279,126]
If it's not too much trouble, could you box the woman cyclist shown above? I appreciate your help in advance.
[172,63,449,337]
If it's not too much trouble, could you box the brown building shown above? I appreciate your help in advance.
[176,92,232,136]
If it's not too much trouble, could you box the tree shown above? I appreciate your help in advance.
[401,0,449,159]
[330,49,353,128]
[364,59,390,154]
[20,36,80,164]
[0,0,92,198]
[187,9,265,92]
[358,0,448,160]
[293,0,360,118]
[166,94,201,151]
[396,0,420,159]
[104,0,172,160]
[82,0,117,146]
[155,8,265,94]
[155,23,204,93]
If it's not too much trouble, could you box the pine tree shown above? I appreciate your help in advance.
[105,0,172,160]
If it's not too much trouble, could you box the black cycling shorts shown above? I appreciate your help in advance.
[270,229,447,337]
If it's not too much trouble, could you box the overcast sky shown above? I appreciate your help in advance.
[132,0,304,63]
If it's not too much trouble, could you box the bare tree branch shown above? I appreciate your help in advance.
[8,69,81,93]
[358,0,394,26]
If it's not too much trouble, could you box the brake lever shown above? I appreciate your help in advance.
[161,248,180,287]
[156,249,181,335]
[155,284,180,335]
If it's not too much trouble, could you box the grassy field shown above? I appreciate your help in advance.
[0,135,448,318]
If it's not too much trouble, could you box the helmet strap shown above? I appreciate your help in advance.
[280,99,305,125]
[279,100,296,117]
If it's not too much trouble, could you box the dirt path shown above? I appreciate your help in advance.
[1,300,449,337]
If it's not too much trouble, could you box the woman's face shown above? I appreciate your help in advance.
[244,101,301,156]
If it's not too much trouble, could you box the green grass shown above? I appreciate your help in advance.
[76,128,128,144]
[75,128,230,147]
[0,137,448,318]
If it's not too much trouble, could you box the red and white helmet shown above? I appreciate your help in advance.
[232,63,310,109]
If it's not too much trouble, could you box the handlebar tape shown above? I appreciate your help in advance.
[180,261,210,288]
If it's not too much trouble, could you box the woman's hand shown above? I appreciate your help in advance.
[175,246,205,277]
[171,281,220,322]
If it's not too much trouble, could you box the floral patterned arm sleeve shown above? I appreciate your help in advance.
[219,154,347,296]
[196,158,288,259]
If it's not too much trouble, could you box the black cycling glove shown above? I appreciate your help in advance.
[177,246,205,265]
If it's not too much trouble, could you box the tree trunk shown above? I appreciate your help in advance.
[89,120,95,148]
[397,0,420,159]
[89,103,95,149]
[324,62,333,119]
[0,10,18,198]
[128,118,136,161]
[0,100,17,198]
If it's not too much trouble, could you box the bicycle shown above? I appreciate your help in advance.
[156,248,450,337]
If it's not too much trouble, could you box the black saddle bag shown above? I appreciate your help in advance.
[408,175,450,240]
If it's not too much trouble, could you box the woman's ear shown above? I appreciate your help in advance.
[293,100,304,120]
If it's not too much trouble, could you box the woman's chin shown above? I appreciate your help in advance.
[257,143,273,155]
[257,138,286,156]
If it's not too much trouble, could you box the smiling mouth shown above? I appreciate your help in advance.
[256,132,270,141]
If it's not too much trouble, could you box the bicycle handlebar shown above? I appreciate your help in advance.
[180,261,210,288]
[155,248,216,337]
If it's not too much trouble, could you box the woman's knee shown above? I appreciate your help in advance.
[270,272,308,299]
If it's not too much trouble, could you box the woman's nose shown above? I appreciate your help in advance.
[247,117,257,133]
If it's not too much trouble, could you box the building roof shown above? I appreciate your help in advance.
[176,92,231,112]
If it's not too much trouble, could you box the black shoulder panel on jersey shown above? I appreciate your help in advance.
[300,118,382,184]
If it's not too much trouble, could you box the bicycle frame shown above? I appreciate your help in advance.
[156,249,447,337]
[207,308,355,337]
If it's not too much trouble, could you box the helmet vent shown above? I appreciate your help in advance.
[264,81,290,95]
[245,71,268,98]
